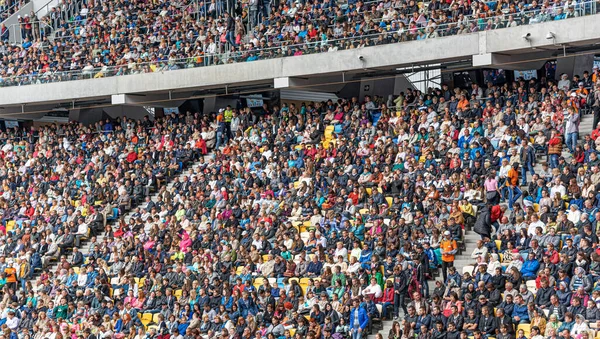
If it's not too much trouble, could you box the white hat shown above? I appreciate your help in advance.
[444,231,451,236]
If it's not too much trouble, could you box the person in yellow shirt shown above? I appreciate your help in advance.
[440,231,458,282]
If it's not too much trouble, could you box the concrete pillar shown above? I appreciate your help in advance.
[555,54,594,80]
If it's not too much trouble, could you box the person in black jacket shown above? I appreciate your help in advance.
[392,265,409,320]
[495,308,514,335]
[474,205,492,239]
[547,295,567,321]
[446,322,460,339]
[447,305,464,330]
[478,306,497,337]
[497,324,514,339]
[535,278,556,309]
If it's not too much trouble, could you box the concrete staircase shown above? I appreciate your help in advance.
[530,111,595,176]
[368,231,481,338]
[31,156,207,288]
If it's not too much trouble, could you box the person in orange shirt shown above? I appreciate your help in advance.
[505,163,522,209]
[440,231,457,282]
[457,94,470,111]
[5,260,17,290]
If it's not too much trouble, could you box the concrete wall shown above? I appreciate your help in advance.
[359,78,396,102]
[34,0,58,19]
[2,14,600,108]
[394,75,416,95]
[555,54,595,79]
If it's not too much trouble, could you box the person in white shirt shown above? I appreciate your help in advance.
[361,278,382,299]
[333,242,348,261]
[5,311,19,330]
[571,314,590,336]
[550,178,567,198]
[75,219,89,247]
[471,240,488,260]
[567,204,582,224]
[527,214,546,237]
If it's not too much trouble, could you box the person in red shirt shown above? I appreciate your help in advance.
[591,123,600,141]
[490,204,506,224]
[378,280,395,319]
[348,187,359,205]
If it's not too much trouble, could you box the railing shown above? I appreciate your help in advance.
[5,0,85,43]
[0,0,30,22]
[0,0,597,88]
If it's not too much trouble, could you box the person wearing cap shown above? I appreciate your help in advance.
[439,230,457,282]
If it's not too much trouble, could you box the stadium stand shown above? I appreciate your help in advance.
[0,9,600,339]
[0,0,596,85]
[0,50,599,339]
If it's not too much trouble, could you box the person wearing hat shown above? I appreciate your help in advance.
[439,230,457,282]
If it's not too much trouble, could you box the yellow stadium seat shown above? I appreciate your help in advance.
[294,181,301,189]
[6,220,15,233]
[140,313,153,326]
[253,277,265,288]
[359,209,369,215]
[290,329,296,336]
[299,282,308,296]
[73,267,80,274]
[236,266,244,275]
[174,290,183,298]
[533,203,540,213]
[386,197,393,207]
[518,324,531,337]
[324,125,334,139]
[366,187,372,195]
[153,313,161,324]
[495,240,501,251]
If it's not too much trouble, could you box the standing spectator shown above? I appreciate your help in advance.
[349,299,368,339]
[520,140,536,186]
[439,231,458,282]
[565,106,580,153]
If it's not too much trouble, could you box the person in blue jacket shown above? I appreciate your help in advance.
[521,252,540,280]
[349,299,369,339]
[512,294,530,324]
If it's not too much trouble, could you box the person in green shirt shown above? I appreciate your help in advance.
[331,266,346,287]
[54,299,68,319]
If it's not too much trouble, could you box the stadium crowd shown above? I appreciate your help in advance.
[0,67,597,339]
[0,0,593,86]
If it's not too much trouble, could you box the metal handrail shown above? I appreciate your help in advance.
[0,0,30,21]
[0,0,596,87]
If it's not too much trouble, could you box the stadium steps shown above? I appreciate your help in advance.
[530,110,594,177]
[30,155,210,288]
[369,228,481,338]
